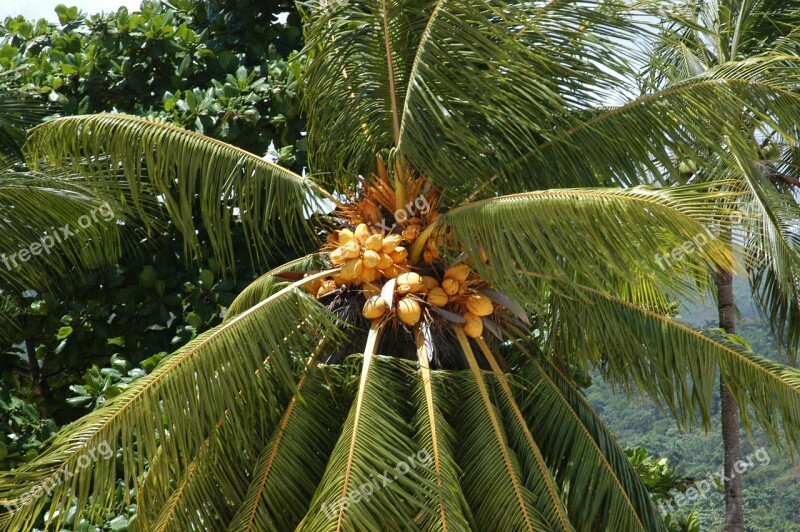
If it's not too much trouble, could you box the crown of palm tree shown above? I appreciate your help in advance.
[2,1,800,531]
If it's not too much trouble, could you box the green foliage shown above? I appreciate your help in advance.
[0,381,57,471]
[0,1,305,166]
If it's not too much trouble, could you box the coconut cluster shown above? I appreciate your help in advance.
[361,264,494,339]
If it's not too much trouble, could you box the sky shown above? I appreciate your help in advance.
[0,0,141,21]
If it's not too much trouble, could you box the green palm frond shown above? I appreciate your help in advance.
[412,327,472,531]
[24,114,337,270]
[0,170,125,298]
[439,184,743,309]
[0,275,341,531]
[303,0,642,190]
[545,280,800,450]
[0,91,49,161]
[452,328,552,531]
[300,325,435,530]
[226,358,348,532]
[482,55,800,195]
[726,142,800,363]
[142,359,288,531]
[508,348,667,532]
[226,253,327,318]
[302,0,434,183]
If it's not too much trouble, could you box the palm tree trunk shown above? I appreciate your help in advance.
[716,269,743,531]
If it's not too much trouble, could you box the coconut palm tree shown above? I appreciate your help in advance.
[645,1,800,528]
[2,1,800,531]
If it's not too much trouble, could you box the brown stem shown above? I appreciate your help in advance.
[716,269,744,531]
[24,338,51,399]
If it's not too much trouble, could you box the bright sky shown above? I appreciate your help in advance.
[0,0,141,21]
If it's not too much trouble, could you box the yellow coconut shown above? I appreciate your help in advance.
[317,280,338,298]
[354,223,371,243]
[329,247,346,266]
[363,295,388,319]
[390,246,408,264]
[340,258,364,281]
[376,252,395,270]
[382,234,403,252]
[361,267,379,283]
[421,275,439,291]
[365,234,384,251]
[397,297,422,326]
[442,278,460,296]
[362,249,381,269]
[444,264,470,282]
[342,240,361,260]
[402,224,422,242]
[466,294,493,316]
[463,312,483,338]
[397,272,424,294]
[427,287,449,307]
[338,228,355,246]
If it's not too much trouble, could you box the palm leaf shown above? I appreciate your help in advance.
[727,142,800,363]
[300,325,435,530]
[226,362,348,531]
[439,184,743,309]
[412,326,472,531]
[452,327,552,531]
[0,273,341,530]
[0,170,125,302]
[24,114,336,270]
[546,279,800,451]
[507,343,667,532]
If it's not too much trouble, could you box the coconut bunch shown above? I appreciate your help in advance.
[360,263,501,338]
[302,165,526,365]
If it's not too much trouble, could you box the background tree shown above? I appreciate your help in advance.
[644,1,800,528]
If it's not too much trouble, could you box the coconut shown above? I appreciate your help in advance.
[466,294,493,316]
[427,287,449,307]
[463,312,483,338]
[363,295,388,319]
[398,297,422,326]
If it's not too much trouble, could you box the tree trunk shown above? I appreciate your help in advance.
[716,269,744,531]
[24,338,50,399]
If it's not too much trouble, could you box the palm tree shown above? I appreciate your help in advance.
[645,1,800,528]
[2,1,800,530]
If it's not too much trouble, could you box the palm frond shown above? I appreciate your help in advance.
[24,114,336,270]
[546,280,800,451]
[439,184,743,310]
[302,0,434,183]
[727,142,800,363]
[507,344,667,532]
[0,91,49,161]
[300,325,434,530]
[452,327,552,531]
[0,274,341,531]
[225,253,327,318]
[474,338,572,531]
[412,326,472,531]
[478,55,800,195]
[226,361,348,532]
[0,170,125,307]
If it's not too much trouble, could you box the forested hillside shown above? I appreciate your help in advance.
[587,278,800,531]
